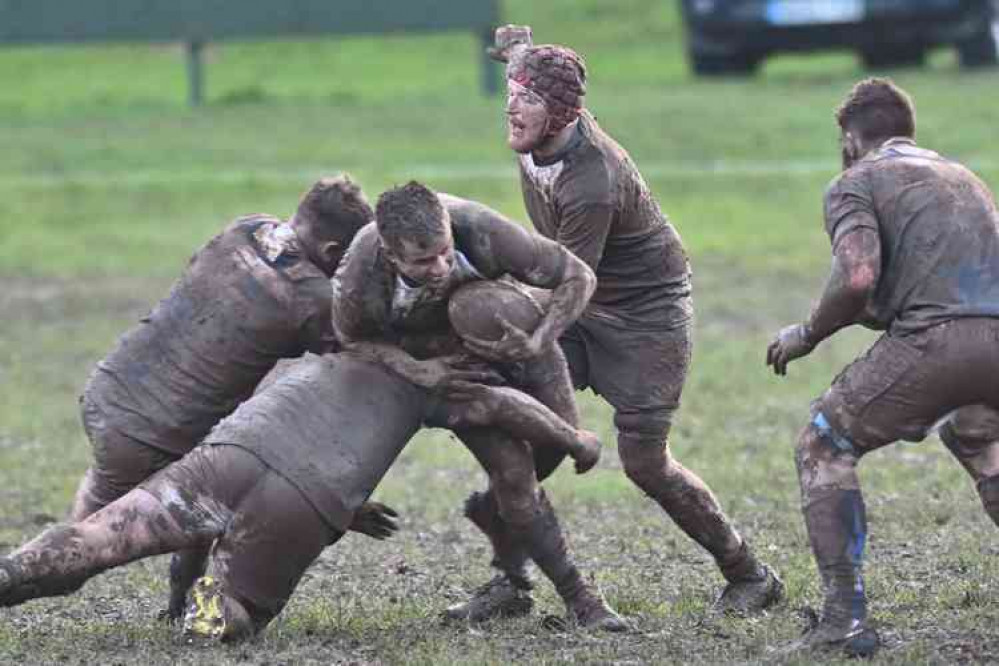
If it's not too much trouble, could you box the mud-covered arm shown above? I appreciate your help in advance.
[805,227,881,344]
[767,174,881,375]
[460,215,596,362]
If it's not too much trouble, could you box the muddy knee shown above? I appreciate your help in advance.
[617,419,677,494]
[796,416,861,503]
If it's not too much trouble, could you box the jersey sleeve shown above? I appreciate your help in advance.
[824,169,878,250]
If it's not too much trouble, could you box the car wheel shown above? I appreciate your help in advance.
[956,25,998,68]
[690,51,760,77]
[860,45,926,70]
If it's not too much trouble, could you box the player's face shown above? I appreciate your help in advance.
[506,81,549,154]
[388,226,455,287]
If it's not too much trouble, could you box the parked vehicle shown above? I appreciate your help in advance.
[680,0,999,75]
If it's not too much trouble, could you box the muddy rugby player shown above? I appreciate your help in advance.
[0,277,608,641]
[332,181,626,630]
[448,26,784,621]
[71,175,374,619]
[767,78,999,657]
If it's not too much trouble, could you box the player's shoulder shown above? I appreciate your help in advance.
[223,213,281,238]
[440,193,518,234]
[333,222,385,286]
[561,114,616,201]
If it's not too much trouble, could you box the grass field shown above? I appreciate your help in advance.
[2,0,999,663]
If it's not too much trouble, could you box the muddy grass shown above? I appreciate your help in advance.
[0,273,997,665]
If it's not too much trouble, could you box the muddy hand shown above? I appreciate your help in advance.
[417,354,505,392]
[461,315,540,363]
[348,502,400,540]
[487,24,534,63]
[572,429,602,474]
[766,323,815,376]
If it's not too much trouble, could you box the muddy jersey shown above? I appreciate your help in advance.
[203,353,424,531]
[824,138,999,335]
[518,111,692,329]
[84,215,337,455]
[331,195,570,356]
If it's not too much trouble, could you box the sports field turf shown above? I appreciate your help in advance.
[1,1,998,663]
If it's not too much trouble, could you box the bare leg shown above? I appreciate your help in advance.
[0,488,220,607]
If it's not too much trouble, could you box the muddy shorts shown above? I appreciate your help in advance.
[141,443,341,627]
[80,394,179,509]
[813,318,999,455]
[559,313,691,442]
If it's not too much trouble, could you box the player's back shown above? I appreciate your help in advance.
[851,139,999,333]
[84,215,331,455]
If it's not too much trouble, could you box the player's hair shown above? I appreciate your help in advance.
[835,77,915,143]
[375,181,448,249]
[295,174,373,243]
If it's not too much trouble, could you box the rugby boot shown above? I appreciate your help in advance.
[565,587,629,632]
[781,616,880,658]
[443,573,535,623]
[713,563,784,615]
[182,576,254,642]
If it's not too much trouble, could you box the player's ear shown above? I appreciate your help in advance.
[320,239,341,263]
[379,238,398,264]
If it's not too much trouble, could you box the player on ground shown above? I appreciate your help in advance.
[450,26,783,620]
[0,290,608,641]
[766,77,999,656]
[332,182,627,630]
[71,175,373,619]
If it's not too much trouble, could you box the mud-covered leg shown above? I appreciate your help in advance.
[617,421,782,615]
[516,488,628,631]
[183,469,341,642]
[940,416,999,527]
[444,430,536,623]
[68,468,111,523]
[782,419,880,657]
[0,489,215,607]
[162,547,211,621]
[448,429,625,630]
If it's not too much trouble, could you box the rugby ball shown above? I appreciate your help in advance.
[448,280,543,342]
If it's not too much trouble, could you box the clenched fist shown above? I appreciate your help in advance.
[487,24,534,63]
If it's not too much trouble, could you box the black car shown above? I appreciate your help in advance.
[680,0,998,75]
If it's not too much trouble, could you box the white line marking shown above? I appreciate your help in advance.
[0,157,995,189]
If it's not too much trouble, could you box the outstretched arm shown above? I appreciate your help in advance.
[767,227,881,375]
[441,382,600,474]
[343,340,503,392]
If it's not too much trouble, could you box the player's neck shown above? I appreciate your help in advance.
[532,120,579,164]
